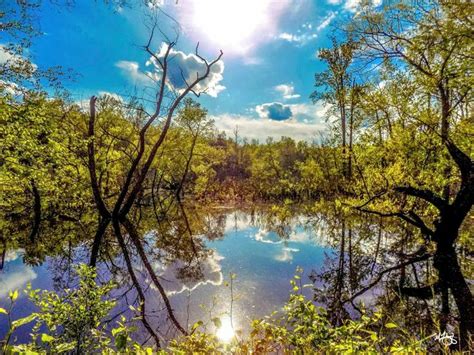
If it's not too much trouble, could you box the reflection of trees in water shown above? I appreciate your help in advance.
[3,200,472,348]
[308,206,473,350]
[2,197,229,344]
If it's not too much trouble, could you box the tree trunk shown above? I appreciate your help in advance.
[340,99,347,179]
[439,82,451,201]
[0,238,6,270]
[112,219,161,347]
[29,179,41,242]
[434,247,474,349]
[89,218,110,267]
[331,218,347,326]
[176,133,198,201]
[121,218,188,336]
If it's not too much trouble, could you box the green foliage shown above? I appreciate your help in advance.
[1,267,427,354]
[26,264,116,353]
[243,271,423,353]
[1,0,473,352]
[168,331,223,354]
[1,265,117,354]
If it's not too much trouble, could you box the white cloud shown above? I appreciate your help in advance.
[278,33,296,42]
[3,249,23,263]
[344,0,361,11]
[255,229,283,244]
[213,101,328,141]
[290,102,331,123]
[98,91,124,102]
[276,11,337,46]
[328,0,381,12]
[275,247,299,262]
[212,113,326,142]
[242,56,264,66]
[0,45,37,94]
[148,43,225,97]
[256,102,293,120]
[0,45,37,70]
[224,212,253,232]
[146,0,164,8]
[277,31,318,45]
[316,11,337,31]
[74,91,124,110]
[0,80,21,96]
[274,84,301,100]
[115,60,150,84]
[0,46,14,64]
[118,43,225,98]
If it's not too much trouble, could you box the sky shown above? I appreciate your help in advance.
[25,0,381,141]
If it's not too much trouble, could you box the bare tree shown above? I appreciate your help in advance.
[86,19,223,343]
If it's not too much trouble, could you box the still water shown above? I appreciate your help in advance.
[0,209,333,343]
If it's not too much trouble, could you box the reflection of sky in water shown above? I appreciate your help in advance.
[0,211,330,341]
[0,250,37,298]
[0,250,53,340]
[152,251,224,296]
[167,211,329,335]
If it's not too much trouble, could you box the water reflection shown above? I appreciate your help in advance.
[0,268,37,298]
[275,247,299,262]
[154,251,224,296]
[215,315,235,343]
[0,206,329,342]
[0,202,471,349]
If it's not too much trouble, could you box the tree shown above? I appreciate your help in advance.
[346,0,473,347]
[311,37,357,180]
[0,92,90,250]
[173,99,213,200]
[85,20,223,343]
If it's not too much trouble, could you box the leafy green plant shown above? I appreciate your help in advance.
[0,266,435,353]
[0,265,117,353]
[24,264,116,353]
[1,289,37,353]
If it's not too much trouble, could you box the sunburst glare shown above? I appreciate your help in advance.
[215,315,236,343]
[185,0,287,54]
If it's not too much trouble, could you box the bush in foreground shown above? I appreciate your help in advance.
[0,266,434,353]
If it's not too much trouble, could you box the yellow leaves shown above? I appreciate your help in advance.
[9,289,18,302]
[41,333,54,343]
[11,314,37,329]
[385,322,398,329]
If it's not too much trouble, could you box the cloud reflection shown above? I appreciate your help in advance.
[274,247,300,262]
[0,267,37,298]
[152,251,224,296]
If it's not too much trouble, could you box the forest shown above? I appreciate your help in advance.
[0,0,473,353]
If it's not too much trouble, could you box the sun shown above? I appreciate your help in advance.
[189,0,271,54]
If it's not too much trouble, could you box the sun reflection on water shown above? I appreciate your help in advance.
[215,315,235,343]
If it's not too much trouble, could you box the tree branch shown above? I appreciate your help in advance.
[343,253,431,305]
[394,185,448,212]
[88,96,110,218]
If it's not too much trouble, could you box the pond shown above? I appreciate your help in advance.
[1,203,465,346]
[0,206,340,342]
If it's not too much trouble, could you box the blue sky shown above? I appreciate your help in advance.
[26,0,379,141]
